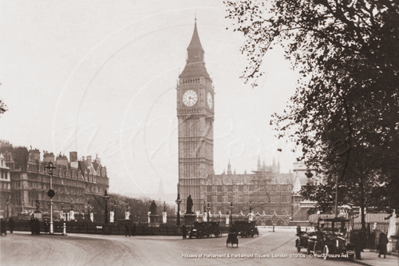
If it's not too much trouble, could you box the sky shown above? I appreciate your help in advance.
[0,0,300,198]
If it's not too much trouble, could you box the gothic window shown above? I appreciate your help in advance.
[217,195,222,202]
[249,185,254,191]
[228,186,233,192]
[228,195,233,203]
[207,195,212,202]
[207,186,212,192]
[217,186,222,192]
[238,186,243,192]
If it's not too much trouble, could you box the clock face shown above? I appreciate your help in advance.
[183,90,198,107]
[207,92,213,109]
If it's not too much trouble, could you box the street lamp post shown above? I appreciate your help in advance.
[175,183,182,226]
[229,202,234,227]
[5,199,10,219]
[103,190,110,224]
[207,203,211,225]
[45,162,56,234]
[102,190,110,235]
[249,201,253,221]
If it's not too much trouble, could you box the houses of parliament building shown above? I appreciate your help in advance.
[177,21,294,219]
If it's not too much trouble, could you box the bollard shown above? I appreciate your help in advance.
[62,223,67,236]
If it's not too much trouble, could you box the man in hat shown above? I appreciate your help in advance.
[378,231,388,259]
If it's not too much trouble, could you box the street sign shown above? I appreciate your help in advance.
[47,189,55,198]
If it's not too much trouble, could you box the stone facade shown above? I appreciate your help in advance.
[177,22,293,221]
[0,142,109,219]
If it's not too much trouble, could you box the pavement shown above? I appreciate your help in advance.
[1,230,398,266]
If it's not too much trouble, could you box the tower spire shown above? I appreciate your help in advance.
[227,160,232,175]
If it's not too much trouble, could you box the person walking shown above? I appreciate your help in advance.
[124,224,130,237]
[0,219,7,236]
[378,231,388,259]
[8,217,14,234]
[182,224,186,239]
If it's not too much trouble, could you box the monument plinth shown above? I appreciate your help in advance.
[184,195,196,225]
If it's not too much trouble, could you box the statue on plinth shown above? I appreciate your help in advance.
[36,196,40,211]
[150,200,157,215]
[186,195,194,214]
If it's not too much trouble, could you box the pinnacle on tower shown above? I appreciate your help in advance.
[179,20,211,80]
[187,19,204,53]
[227,160,232,175]
[257,156,261,170]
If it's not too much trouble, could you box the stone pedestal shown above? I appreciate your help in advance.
[149,214,160,227]
[184,213,196,226]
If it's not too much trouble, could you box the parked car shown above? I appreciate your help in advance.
[308,216,355,261]
[234,221,259,238]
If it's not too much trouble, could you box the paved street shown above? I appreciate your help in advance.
[1,228,397,266]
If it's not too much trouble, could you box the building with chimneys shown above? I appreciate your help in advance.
[0,141,109,219]
[176,21,293,223]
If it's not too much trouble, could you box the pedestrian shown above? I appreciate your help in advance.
[0,219,7,236]
[131,223,136,236]
[34,218,40,235]
[44,219,49,234]
[124,224,130,237]
[182,224,186,239]
[30,217,35,234]
[378,231,388,259]
[8,217,14,234]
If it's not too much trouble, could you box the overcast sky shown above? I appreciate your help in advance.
[0,0,300,197]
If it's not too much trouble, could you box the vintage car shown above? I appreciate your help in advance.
[207,221,222,238]
[234,221,259,238]
[188,221,222,238]
[308,216,355,260]
[295,226,316,254]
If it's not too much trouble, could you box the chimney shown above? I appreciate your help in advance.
[70,151,78,162]
[43,152,55,163]
[95,154,101,165]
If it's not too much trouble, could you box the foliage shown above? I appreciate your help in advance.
[225,0,399,225]
[0,100,7,116]
[88,193,176,222]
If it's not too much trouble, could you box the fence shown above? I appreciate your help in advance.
[8,220,233,236]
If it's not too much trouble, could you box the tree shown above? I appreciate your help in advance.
[225,0,399,228]
[0,100,6,116]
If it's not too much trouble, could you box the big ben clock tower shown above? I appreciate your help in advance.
[177,20,214,212]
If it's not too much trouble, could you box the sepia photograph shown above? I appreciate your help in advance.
[0,0,398,265]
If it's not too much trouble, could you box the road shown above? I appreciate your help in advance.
[1,228,397,266]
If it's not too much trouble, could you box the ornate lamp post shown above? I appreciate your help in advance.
[5,199,10,219]
[102,190,110,234]
[229,202,234,227]
[249,201,253,221]
[45,162,56,234]
[103,190,110,224]
[175,183,182,226]
[207,203,211,225]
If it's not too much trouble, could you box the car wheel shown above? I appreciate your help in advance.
[323,245,329,260]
